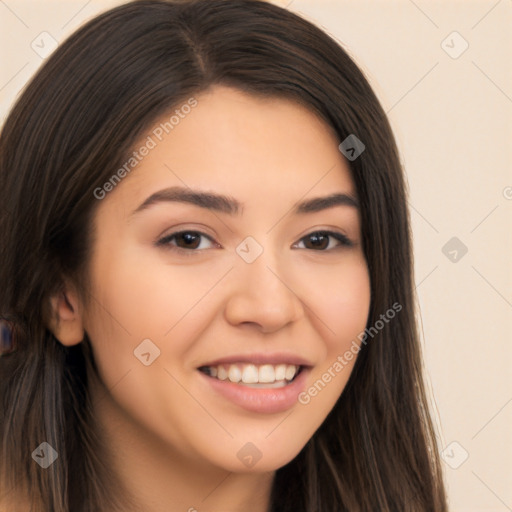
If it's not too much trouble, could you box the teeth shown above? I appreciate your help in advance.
[228,365,242,383]
[241,364,259,384]
[275,364,286,381]
[203,363,300,384]
[217,366,228,380]
[285,365,297,381]
[258,364,275,383]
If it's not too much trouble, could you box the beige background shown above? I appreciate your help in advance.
[1,1,511,510]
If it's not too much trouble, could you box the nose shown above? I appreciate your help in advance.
[223,251,305,334]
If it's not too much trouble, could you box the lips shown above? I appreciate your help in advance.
[197,352,312,386]
[197,364,311,414]
[198,352,313,368]
[195,352,312,413]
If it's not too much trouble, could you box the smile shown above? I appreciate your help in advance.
[199,363,302,388]
[197,363,311,414]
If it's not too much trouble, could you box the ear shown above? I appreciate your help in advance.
[47,283,85,346]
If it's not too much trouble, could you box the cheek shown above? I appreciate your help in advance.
[82,248,229,385]
[293,260,370,425]
[86,246,226,336]
[328,270,370,327]
[298,254,371,346]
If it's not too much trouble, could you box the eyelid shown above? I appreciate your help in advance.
[156,228,354,254]
[155,230,219,252]
[292,230,354,250]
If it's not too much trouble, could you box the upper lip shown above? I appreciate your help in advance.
[198,353,313,368]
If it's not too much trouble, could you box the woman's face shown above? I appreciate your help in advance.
[82,85,370,472]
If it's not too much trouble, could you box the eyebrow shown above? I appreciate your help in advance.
[131,186,358,216]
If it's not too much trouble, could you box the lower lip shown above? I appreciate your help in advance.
[198,367,310,414]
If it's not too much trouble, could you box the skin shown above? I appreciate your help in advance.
[49,85,371,512]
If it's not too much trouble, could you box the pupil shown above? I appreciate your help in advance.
[179,232,199,248]
[308,233,327,250]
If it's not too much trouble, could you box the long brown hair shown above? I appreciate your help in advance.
[0,1,447,510]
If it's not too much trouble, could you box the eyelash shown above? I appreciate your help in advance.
[155,230,354,255]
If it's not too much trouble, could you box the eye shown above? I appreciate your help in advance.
[156,230,218,252]
[155,229,353,254]
[293,230,353,251]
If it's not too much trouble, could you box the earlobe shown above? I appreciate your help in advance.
[47,285,85,346]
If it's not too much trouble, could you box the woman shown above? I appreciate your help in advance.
[0,0,448,510]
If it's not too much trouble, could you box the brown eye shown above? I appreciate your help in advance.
[156,231,216,252]
[174,232,201,249]
[295,231,353,251]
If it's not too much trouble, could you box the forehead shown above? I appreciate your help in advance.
[99,85,356,214]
